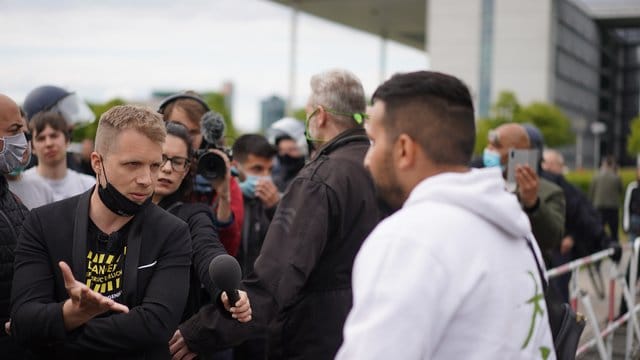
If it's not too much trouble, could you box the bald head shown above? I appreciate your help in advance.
[542,149,564,175]
[0,94,20,121]
[486,123,530,165]
[495,123,530,150]
[0,94,24,137]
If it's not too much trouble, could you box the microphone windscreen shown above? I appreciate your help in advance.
[201,111,225,145]
[208,254,241,292]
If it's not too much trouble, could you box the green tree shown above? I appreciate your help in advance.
[292,108,307,122]
[626,115,640,157]
[474,117,509,155]
[473,91,575,155]
[516,102,574,147]
[72,98,126,142]
[491,90,521,121]
[202,92,238,142]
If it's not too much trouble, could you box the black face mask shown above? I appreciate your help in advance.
[278,154,305,175]
[97,156,151,217]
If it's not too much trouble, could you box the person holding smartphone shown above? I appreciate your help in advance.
[477,123,565,263]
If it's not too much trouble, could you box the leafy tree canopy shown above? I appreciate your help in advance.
[626,115,640,157]
[473,90,575,155]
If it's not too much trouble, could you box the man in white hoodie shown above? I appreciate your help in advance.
[337,71,556,359]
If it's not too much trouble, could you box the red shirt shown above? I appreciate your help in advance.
[214,177,244,256]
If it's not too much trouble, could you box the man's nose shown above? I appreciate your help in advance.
[137,167,153,186]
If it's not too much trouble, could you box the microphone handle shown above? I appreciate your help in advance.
[226,289,240,306]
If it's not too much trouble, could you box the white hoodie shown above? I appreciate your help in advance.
[337,167,556,360]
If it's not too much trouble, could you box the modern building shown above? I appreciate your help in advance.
[271,0,640,167]
[261,95,286,131]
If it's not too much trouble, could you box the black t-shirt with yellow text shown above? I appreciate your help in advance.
[85,219,130,304]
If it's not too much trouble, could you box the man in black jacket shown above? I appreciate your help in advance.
[0,94,31,359]
[171,69,383,359]
[10,105,192,359]
[232,134,279,278]
[231,133,279,359]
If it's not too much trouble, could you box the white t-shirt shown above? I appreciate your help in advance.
[23,167,95,201]
[338,168,556,360]
[8,174,56,209]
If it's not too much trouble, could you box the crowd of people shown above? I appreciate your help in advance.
[0,68,629,359]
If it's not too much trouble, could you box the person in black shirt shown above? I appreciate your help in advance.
[153,122,251,322]
[12,105,195,359]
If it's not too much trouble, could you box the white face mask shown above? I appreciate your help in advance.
[0,132,30,174]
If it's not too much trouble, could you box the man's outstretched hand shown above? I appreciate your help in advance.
[59,261,129,331]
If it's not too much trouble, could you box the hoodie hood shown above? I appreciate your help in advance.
[404,167,531,240]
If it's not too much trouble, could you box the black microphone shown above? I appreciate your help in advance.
[208,254,241,306]
[201,111,225,146]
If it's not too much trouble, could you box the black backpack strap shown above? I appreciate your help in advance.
[525,236,548,292]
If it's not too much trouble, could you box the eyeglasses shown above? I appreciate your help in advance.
[488,130,501,148]
[306,108,319,122]
[306,106,367,125]
[161,154,191,172]
[325,108,367,125]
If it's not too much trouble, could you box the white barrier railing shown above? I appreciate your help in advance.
[545,240,639,360]
[546,248,614,278]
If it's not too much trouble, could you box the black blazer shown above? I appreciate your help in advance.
[10,189,192,359]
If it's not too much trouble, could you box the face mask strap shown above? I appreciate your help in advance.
[98,154,110,186]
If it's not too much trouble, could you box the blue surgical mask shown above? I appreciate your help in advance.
[483,148,504,170]
[239,175,260,198]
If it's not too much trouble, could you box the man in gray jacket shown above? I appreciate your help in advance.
[590,155,623,242]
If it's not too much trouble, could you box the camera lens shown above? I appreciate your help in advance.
[197,152,227,180]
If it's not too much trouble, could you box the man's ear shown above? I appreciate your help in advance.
[316,106,328,128]
[90,151,102,176]
[231,160,246,181]
[394,134,416,171]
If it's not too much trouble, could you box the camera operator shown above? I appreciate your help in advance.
[158,92,243,257]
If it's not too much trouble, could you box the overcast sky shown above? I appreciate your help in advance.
[0,0,428,132]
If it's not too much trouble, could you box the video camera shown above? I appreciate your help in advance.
[195,111,232,181]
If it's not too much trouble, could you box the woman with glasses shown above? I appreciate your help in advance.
[152,121,251,328]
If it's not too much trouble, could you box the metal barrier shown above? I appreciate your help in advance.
[545,240,640,360]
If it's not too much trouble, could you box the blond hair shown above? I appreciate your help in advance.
[95,105,166,155]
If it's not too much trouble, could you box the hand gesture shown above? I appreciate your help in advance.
[515,165,539,209]
[255,177,280,208]
[169,330,197,360]
[221,290,252,323]
[59,261,129,331]
[560,236,574,256]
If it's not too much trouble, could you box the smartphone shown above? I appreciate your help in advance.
[506,149,539,192]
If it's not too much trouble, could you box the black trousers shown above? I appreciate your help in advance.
[598,208,619,242]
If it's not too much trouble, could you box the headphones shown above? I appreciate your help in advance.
[157,93,211,116]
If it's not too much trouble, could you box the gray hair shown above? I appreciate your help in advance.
[308,69,366,128]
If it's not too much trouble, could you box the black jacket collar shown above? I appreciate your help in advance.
[314,127,369,159]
